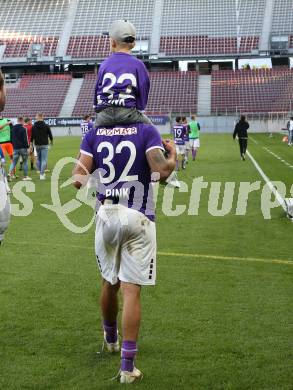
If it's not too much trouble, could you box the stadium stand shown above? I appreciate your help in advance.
[72,71,198,116]
[3,74,72,117]
[160,36,238,56]
[237,0,266,53]
[0,0,68,58]
[160,0,237,55]
[211,68,293,114]
[72,73,96,117]
[272,0,293,35]
[67,0,155,58]
[159,0,267,56]
[0,0,292,59]
[147,71,198,113]
[272,0,293,49]
[0,0,293,118]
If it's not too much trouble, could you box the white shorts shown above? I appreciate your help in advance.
[185,141,190,150]
[190,139,200,148]
[175,144,186,155]
[95,204,156,286]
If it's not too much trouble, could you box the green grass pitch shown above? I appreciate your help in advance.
[1,133,293,389]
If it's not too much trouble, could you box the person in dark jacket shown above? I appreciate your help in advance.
[31,113,53,180]
[233,115,249,161]
[9,116,31,181]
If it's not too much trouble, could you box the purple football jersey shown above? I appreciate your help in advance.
[80,123,163,221]
[183,125,189,142]
[80,120,94,140]
[94,52,150,112]
[173,124,186,145]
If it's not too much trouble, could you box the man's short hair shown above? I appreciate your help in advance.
[175,116,181,123]
[17,116,23,122]
[83,114,90,121]
[240,115,246,121]
[191,115,196,120]
[24,117,30,123]
[181,116,186,122]
[36,113,44,120]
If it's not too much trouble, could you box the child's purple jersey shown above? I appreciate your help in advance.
[94,52,150,112]
[173,124,186,145]
[80,120,94,140]
[80,123,163,221]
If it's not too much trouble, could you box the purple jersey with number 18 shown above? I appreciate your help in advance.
[94,52,150,112]
[80,123,164,221]
[80,120,94,140]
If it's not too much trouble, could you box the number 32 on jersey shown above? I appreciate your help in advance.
[97,141,138,184]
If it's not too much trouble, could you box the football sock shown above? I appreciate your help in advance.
[9,162,13,173]
[103,320,117,343]
[121,341,137,372]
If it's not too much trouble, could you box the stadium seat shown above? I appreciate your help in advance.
[3,74,72,118]
[211,68,293,114]
[67,0,154,58]
[0,0,68,58]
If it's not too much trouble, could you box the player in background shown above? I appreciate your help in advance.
[182,116,190,164]
[23,117,35,170]
[173,116,187,170]
[9,116,31,181]
[31,113,53,180]
[188,115,201,161]
[0,114,14,174]
[233,115,249,160]
[72,122,176,383]
[94,20,152,127]
[288,116,293,146]
[80,115,94,140]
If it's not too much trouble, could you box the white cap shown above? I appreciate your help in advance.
[109,20,136,43]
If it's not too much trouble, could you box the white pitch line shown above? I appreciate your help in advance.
[262,146,293,170]
[250,136,259,145]
[246,149,287,212]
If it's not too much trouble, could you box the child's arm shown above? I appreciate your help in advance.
[136,62,150,111]
[93,67,103,111]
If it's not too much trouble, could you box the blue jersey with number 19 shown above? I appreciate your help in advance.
[80,123,164,221]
